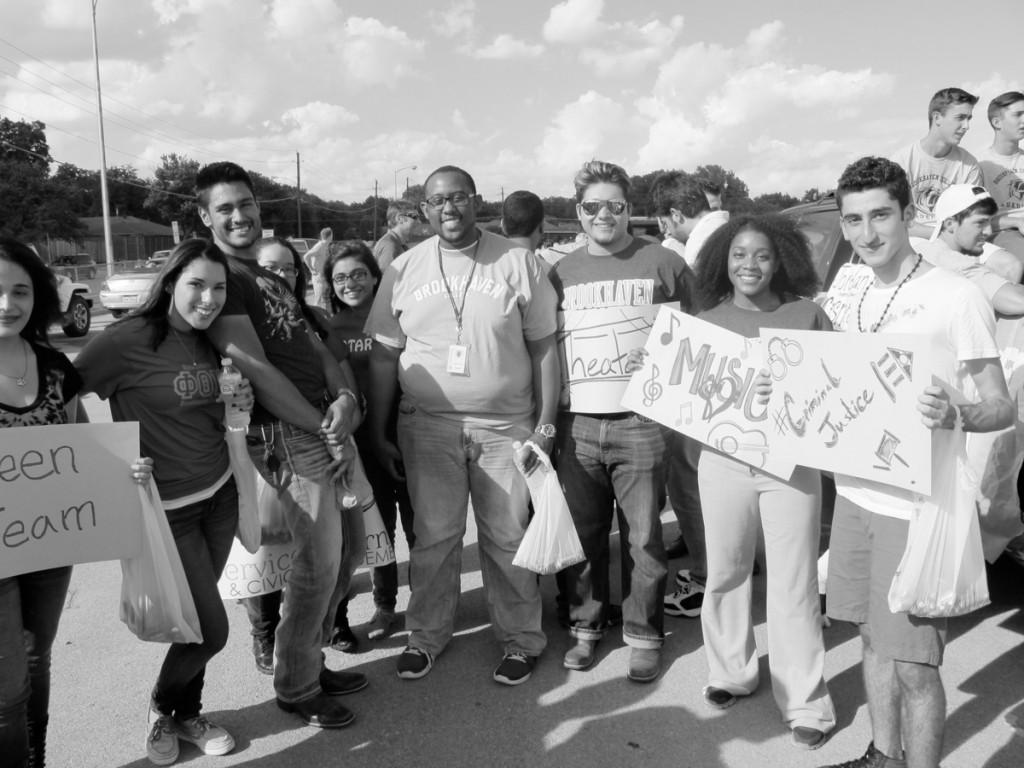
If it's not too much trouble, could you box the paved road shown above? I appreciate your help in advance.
[40,323,1024,768]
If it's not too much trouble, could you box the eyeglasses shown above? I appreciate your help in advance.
[332,268,371,285]
[263,264,297,277]
[580,199,628,216]
[424,192,472,209]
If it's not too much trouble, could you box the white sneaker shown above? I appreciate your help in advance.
[146,714,179,766]
[175,715,235,756]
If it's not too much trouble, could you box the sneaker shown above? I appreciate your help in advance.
[562,638,598,670]
[664,580,704,618]
[396,646,434,680]
[175,715,235,756]
[703,685,739,710]
[493,652,535,685]
[146,714,179,766]
[674,568,692,587]
[366,608,398,641]
[252,636,274,675]
[329,624,359,654]
[817,741,906,767]
[791,726,826,750]
[626,648,661,683]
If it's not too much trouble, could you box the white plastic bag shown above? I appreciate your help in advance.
[120,480,203,644]
[888,427,990,618]
[512,441,586,575]
[226,427,260,553]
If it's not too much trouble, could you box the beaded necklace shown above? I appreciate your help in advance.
[855,254,922,333]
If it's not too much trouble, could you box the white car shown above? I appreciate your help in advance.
[53,272,92,337]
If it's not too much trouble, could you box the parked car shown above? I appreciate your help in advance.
[52,271,93,337]
[51,252,98,280]
[99,259,163,317]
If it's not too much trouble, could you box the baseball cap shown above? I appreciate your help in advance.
[930,184,994,240]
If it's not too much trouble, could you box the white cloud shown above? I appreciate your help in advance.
[473,34,543,60]
[41,0,90,28]
[335,17,426,88]
[429,0,475,39]
[537,90,626,173]
[268,0,345,38]
[542,0,605,44]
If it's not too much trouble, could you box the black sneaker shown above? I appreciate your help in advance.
[329,625,359,654]
[703,685,739,709]
[493,652,535,685]
[791,726,826,750]
[664,580,704,617]
[817,742,906,767]
[396,647,434,680]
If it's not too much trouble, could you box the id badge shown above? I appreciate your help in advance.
[446,343,469,376]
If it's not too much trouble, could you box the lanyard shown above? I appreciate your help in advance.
[437,239,480,343]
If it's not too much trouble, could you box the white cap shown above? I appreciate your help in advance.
[930,184,994,241]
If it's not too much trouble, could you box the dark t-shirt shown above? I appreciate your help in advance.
[698,297,833,337]
[220,255,328,424]
[325,306,373,396]
[0,344,81,427]
[549,237,696,312]
[74,317,228,500]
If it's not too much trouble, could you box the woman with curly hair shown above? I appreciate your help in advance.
[693,214,836,748]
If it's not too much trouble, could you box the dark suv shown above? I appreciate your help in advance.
[781,193,854,291]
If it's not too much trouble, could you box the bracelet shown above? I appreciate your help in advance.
[950,403,963,431]
[336,387,358,403]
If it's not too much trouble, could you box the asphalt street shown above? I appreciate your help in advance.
[36,312,1024,768]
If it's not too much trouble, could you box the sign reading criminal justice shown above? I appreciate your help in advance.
[0,422,143,578]
[762,329,933,493]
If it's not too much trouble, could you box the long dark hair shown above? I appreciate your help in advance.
[253,236,328,337]
[132,238,229,349]
[695,214,819,311]
[323,240,381,315]
[0,237,62,347]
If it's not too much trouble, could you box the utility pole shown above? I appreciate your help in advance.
[90,0,114,272]
[372,180,378,241]
[295,151,302,238]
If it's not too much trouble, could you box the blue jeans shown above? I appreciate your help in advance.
[0,566,72,768]
[248,422,364,703]
[555,413,668,649]
[151,479,238,720]
[397,404,545,658]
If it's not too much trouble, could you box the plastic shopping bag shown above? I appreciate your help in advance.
[119,480,203,644]
[888,427,990,618]
[512,441,586,575]
[256,471,292,545]
[226,427,260,553]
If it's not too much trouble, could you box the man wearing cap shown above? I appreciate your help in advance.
[922,184,1024,315]
[977,91,1024,260]
[892,87,983,239]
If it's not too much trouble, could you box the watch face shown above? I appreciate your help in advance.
[536,424,556,439]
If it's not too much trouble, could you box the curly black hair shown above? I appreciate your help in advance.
[694,214,819,311]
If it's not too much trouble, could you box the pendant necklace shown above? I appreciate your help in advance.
[170,327,199,367]
[855,254,922,333]
[0,338,29,386]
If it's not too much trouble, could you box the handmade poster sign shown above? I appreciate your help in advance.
[218,539,297,599]
[819,262,875,330]
[558,305,662,413]
[0,422,143,578]
[762,329,933,493]
[621,306,795,479]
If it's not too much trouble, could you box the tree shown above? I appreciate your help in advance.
[802,188,825,203]
[402,184,425,205]
[694,164,751,212]
[0,118,84,242]
[751,192,801,213]
[145,153,202,236]
[52,163,150,219]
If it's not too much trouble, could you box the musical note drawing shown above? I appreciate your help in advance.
[660,314,680,346]
[707,422,769,468]
[676,402,693,426]
[642,364,663,407]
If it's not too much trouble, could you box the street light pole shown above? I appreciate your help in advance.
[393,164,417,200]
[90,0,114,273]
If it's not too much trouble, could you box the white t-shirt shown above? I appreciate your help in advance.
[891,142,983,228]
[977,145,1024,214]
[835,265,998,520]
[683,210,730,268]
[365,229,557,425]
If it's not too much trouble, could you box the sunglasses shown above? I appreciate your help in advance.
[580,199,628,216]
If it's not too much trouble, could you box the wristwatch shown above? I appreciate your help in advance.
[534,423,556,439]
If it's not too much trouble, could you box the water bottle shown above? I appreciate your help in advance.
[218,357,250,431]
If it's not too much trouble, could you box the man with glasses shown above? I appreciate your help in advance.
[549,160,696,683]
[366,165,560,686]
[374,201,429,270]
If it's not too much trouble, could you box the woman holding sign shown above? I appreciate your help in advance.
[692,215,836,748]
[0,238,152,768]
[75,239,251,766]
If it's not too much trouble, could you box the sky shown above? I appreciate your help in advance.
[0,0,1021,205]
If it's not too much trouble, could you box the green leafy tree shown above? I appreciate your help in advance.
[144,153,202,236]
[751,192,801,213]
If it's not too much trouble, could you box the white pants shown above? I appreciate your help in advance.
[698,449,835,732]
